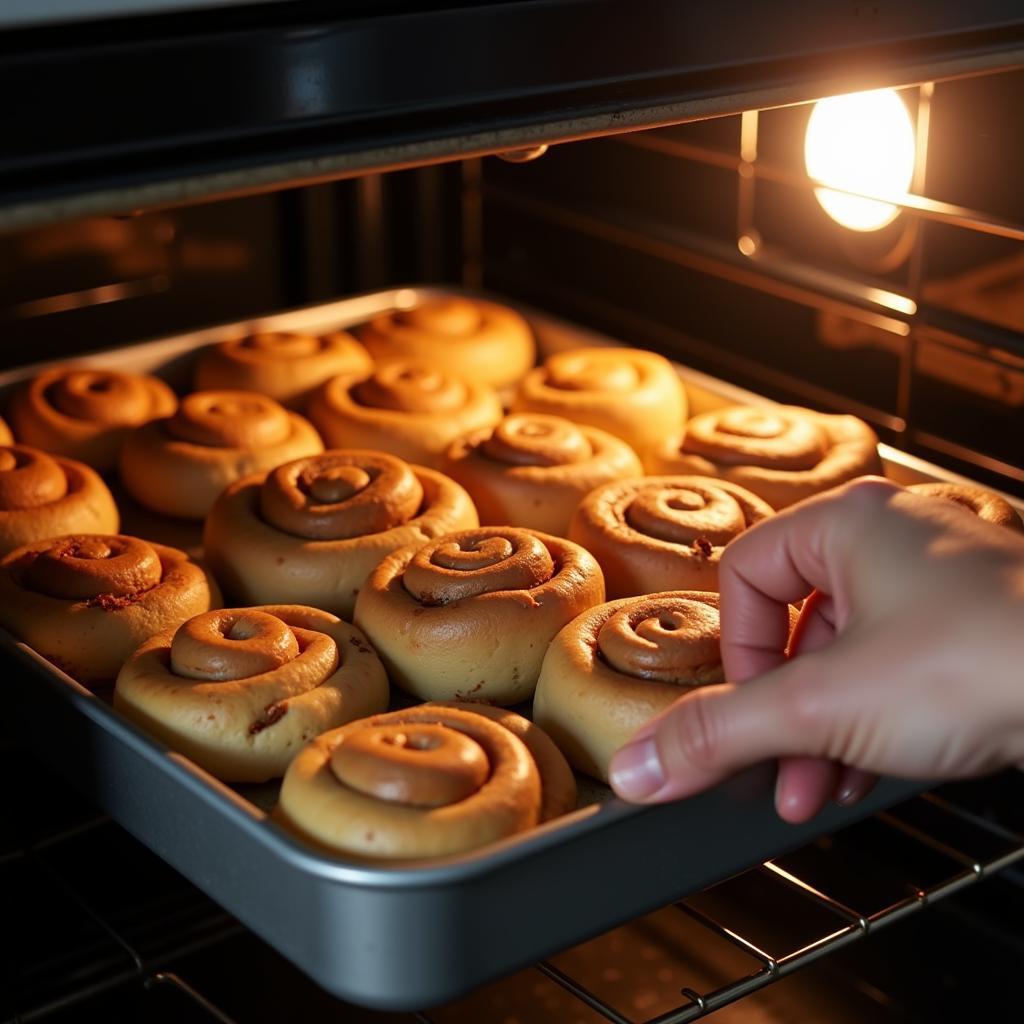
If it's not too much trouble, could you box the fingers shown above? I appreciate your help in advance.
[775,756,840,823]
[719,476,899,682]
[834,766,878,806]
[610,644,854,802]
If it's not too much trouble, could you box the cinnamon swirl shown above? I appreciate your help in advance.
[307,361,502,469]
[115,605,389,783]
[511,347,687,464]
[442,413,642,536]
[0,445,119,556]
[653,404,882,508]
[569,475,772,597]
[203,450,478,618]
[353,526,604,705]
[119,390,323,519]
[0,533,219,685]
[278,703,574,859]
[195,330,372,408]
[907,482,1023,532]
[10,367,177,472]
[534,591,726,780]
[357,296,535,389]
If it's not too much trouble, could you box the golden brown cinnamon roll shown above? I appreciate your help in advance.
[652,404,882,509]
[0,445,120,556]
[354,526,604,705]
[357,296,535,389]
[307,361,502,469]
[0,533,219,685]
[119,390,323,519]
[278,703,574,859]
[203,450,478,618]
[195,330,372,408]
[9,367,177,472]
[115,605,388,783]
[534,592,726,781]
[0,417,13,445]
[907,482,1023,532]
[569,475,772,597]
[511,347,687,464]
[442,413,643,536]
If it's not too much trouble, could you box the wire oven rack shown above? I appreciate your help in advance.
[10,737,1024,1023]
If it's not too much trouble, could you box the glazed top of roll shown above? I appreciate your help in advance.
[907,482,1023,532]
[573,475,773,558]
[357,296,535,388]
[0,445,92,514]
[4,533,201,611]
[160,390,310,452]
[13,366,177,433]
[254,450,450,541]
[316,361,501,423]
[195,330,372,403]
[391,526,597,608]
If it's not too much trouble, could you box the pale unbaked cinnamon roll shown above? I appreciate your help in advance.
[307,361,502,469]
[278,703,574,860]
[203,450,478,618]
[9,367,177,472]
[534,591,727,781]
[652,404,882,509]
[115,605,388,783]
[569,475,772,598]
[357,296,535,389]
[442,413,643,536]
[511,347,687,464]
[354,526,604,705]
[0,445,120,556]
[119,390,323,519]
[0,533,219,685]
[195,330,372,408]
[907,482,1023,532]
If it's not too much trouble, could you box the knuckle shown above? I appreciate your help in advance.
[839,475,899,509]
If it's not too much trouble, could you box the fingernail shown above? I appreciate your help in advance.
[836,786,859,806]
[609,737,666,801]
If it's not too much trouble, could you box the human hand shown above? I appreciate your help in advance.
[609,477,1024,821]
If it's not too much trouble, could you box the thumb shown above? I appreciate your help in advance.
[608,640,861,803]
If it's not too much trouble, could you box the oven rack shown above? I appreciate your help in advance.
[12,769,1023,1023]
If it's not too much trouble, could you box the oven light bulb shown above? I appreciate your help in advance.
[804,89,916,232]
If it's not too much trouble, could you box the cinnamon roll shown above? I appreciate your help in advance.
[119,390,323,519]
[442,413,643,536]
[357,296,535,389]
[569,475,773,597]
[278,703,574,859]
[0,445,120,556]
[115,605,389,783]
[9,367,177,472]
[353,526,604,705]
[511,347,687,464]
[0,533,219,685]
[307,361,502,469]
[534,591,727,781]
[195,330,372,408]
[907,482,1023,532]
[652,404,882,509]
[0,417,13,445]
[203,450,478,618]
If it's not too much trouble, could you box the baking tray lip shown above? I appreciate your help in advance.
[4,283,1015,886]
[5,623,668,888]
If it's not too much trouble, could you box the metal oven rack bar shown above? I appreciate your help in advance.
[410,789,1024,1024]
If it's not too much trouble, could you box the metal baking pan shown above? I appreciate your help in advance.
[5,287,1017,1010]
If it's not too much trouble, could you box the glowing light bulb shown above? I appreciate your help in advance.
[804,89,916,232]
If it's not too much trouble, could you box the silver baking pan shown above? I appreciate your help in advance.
[4,287,1018,1010]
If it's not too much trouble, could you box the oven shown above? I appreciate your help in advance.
[4,3,1024,1022]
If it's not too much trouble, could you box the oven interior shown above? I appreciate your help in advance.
[4,54,1024,1024]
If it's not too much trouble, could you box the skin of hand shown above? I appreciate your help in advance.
[608,476,1024,822]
